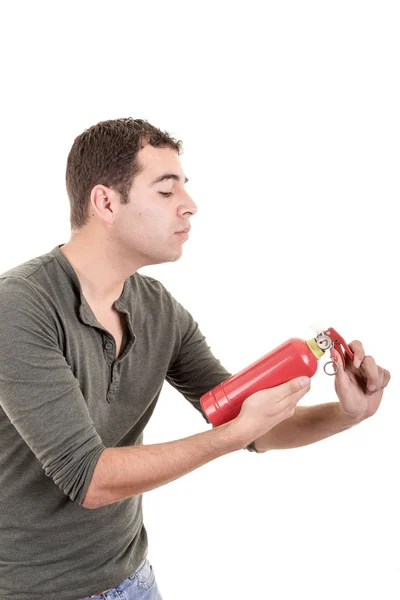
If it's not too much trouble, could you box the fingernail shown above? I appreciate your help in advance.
[368,384,376,392]
[300,377,311,387]
[355,360,362,368]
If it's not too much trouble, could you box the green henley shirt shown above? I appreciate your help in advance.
[0,244,240,599]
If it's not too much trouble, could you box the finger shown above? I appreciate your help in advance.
[377,367,385,390]
[273,376,311,404]
[277,388,311,417]
[349,340,365,369]
[360,355,380,392]
[331,347,347,384]
[382,368,391,388]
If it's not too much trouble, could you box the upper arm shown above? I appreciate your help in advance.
[165,295,259,453]
[166,297,232,420]
[0,277,105,505]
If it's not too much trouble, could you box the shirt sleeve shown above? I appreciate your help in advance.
[166,296,232,421]
[0,277,106,504]
[165,296,258,452]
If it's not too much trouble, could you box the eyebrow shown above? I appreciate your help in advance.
[150,173,189,186]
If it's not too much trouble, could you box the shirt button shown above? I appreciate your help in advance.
[105,342,113,350]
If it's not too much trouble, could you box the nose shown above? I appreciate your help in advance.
[178,190,198,217]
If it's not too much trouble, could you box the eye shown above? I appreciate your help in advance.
[159,192,173,197]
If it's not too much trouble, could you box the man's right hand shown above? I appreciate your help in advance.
[230,376,312,448]
[83,376,311,508]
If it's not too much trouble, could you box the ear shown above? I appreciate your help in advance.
[89,185,117,223]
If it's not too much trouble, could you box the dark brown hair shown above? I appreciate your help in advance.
[65,118,183,230]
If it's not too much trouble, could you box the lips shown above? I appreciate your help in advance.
[175,227,191,234]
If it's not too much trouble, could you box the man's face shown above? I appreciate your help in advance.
[113,144,197,266]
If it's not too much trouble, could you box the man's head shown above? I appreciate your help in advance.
[65,118,197,266]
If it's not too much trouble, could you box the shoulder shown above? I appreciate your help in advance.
[0,275,41,305]
[129,272,176,309]
[0,252,58,320]
[0,249,55,282]
[126,273,193,331]
[133,272,170,293]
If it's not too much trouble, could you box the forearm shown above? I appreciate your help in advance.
[83,422,243,508]
[253,402,363,453]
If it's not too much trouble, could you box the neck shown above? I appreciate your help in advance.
[60,228,141,307]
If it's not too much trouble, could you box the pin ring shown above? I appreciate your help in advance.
[324,360,339,376]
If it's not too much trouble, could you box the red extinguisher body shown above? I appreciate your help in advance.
[200,338,319,427]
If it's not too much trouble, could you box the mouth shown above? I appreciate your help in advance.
[175,226,191,242]
[175,231,189,241]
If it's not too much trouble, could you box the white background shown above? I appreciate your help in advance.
[1,1,399,598]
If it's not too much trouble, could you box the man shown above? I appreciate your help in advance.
[0,118,390,600]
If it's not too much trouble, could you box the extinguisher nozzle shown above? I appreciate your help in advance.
[310,323,328,336]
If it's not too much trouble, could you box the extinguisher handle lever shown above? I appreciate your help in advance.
[326,327,354,364]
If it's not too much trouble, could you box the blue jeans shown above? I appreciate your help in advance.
[80,559,163,600]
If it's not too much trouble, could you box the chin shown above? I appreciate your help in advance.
[166,249,183,263]
[149,250,182,266]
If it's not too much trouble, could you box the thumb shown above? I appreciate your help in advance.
[331,348,347,383]
[273,375,311,400]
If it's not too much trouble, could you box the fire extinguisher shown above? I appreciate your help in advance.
[200,327,354,427]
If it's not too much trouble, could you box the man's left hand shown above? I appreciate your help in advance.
[333,340,391,420]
